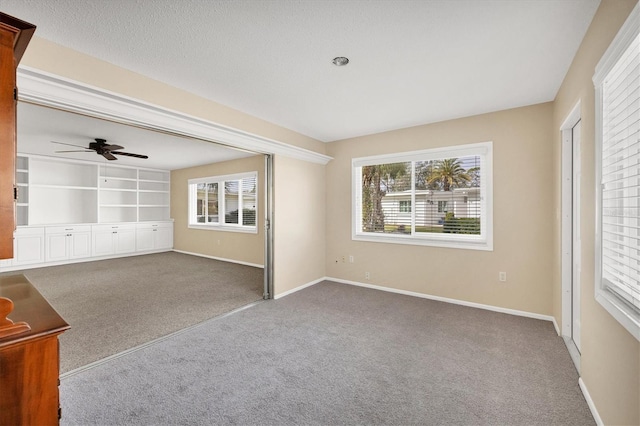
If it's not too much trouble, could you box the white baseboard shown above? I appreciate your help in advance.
[552,317,560,335]
[579,378,603,426]
[326,277,556,324]
[273,277,325,299]
[0,248,172,272]
[172,249,264,269]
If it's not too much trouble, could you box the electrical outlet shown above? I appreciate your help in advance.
[341,256,346,263]
[349,255,354,263]
[365,272,370,280]
[499,272,507,282]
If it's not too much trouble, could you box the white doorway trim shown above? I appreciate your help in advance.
[560,100,582,372]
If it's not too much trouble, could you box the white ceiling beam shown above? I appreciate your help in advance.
[16,66,332,165]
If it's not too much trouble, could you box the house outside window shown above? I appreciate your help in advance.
[352,142,493,250]
[593,4,639,340]
[188,171,257,233]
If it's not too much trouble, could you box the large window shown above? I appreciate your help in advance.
[188,172,257,233]
[593,3,639,340]
[352,142,492,250]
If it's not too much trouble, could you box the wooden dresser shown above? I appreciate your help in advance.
[0,274,70,425]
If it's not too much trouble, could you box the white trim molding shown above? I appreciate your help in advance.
[273,277,326,299]
[327,277,556,322]
[17,66,332,165]
[560,100,582,345]
[579,378,603,426]
[172,249,264,269]
[276,276,557,324]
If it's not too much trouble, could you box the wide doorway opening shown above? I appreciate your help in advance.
[1,99,273,373]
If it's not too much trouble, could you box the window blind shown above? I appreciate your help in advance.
[601,32,640,310]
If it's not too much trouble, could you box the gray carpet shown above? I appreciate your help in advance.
[60,281,594,425]
[1,252,263,373]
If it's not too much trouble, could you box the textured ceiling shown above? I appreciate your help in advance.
[3,0,600,142]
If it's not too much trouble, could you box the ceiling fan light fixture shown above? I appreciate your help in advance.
[332,56,349,66]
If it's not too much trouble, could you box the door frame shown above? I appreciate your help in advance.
[560,101,582,370]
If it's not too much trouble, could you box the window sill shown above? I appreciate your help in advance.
[595,288,640,342]
[188,224,258,234]
[352,232,493,251]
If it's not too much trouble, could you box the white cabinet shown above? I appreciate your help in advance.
[45,226,91,262]
[14,227,45,265]
[92,224,137,256]
[136,222,173,252]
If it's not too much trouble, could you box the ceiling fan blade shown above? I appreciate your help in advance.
[51,140,88,149]
[110,151,148,159]
[102,152,117,161]
[103,144,124,151]
[54,150,92,153]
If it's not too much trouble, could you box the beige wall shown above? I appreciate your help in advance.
[552,1,639,425]
[272,155,326,296]
[171,155,265,266]
[326,103,555,315]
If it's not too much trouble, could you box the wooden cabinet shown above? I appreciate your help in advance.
[45,225,91,262]
[0,274,69,425]
[0,14,36,259]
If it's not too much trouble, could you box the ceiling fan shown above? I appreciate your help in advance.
[52,138,148,161]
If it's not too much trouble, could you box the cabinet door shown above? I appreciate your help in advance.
[92,230,114,256]
[45,233,68,262]
[69,232,91,259]
[136,228,154,252]
[154,227,173,250]
[0,30,15,260]
[14,231,45,265]
[115,229,136,254]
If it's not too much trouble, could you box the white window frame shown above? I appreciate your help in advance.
[188,171,258,234]
[352,141,493,251]
[399,200,412,213]
[593,3,640,341]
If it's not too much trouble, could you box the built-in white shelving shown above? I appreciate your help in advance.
[18,154,171,226]
[1,155,173,272]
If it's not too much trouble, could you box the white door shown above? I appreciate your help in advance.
[154,226,173,249]
[115,228,136,254]
[136,227,154,251]
[14,228,45,265]
[46,233,69,262]
[70,232,92,259]
[93,230,115,256]
[561,107,581,370]
[571,121,581,351]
